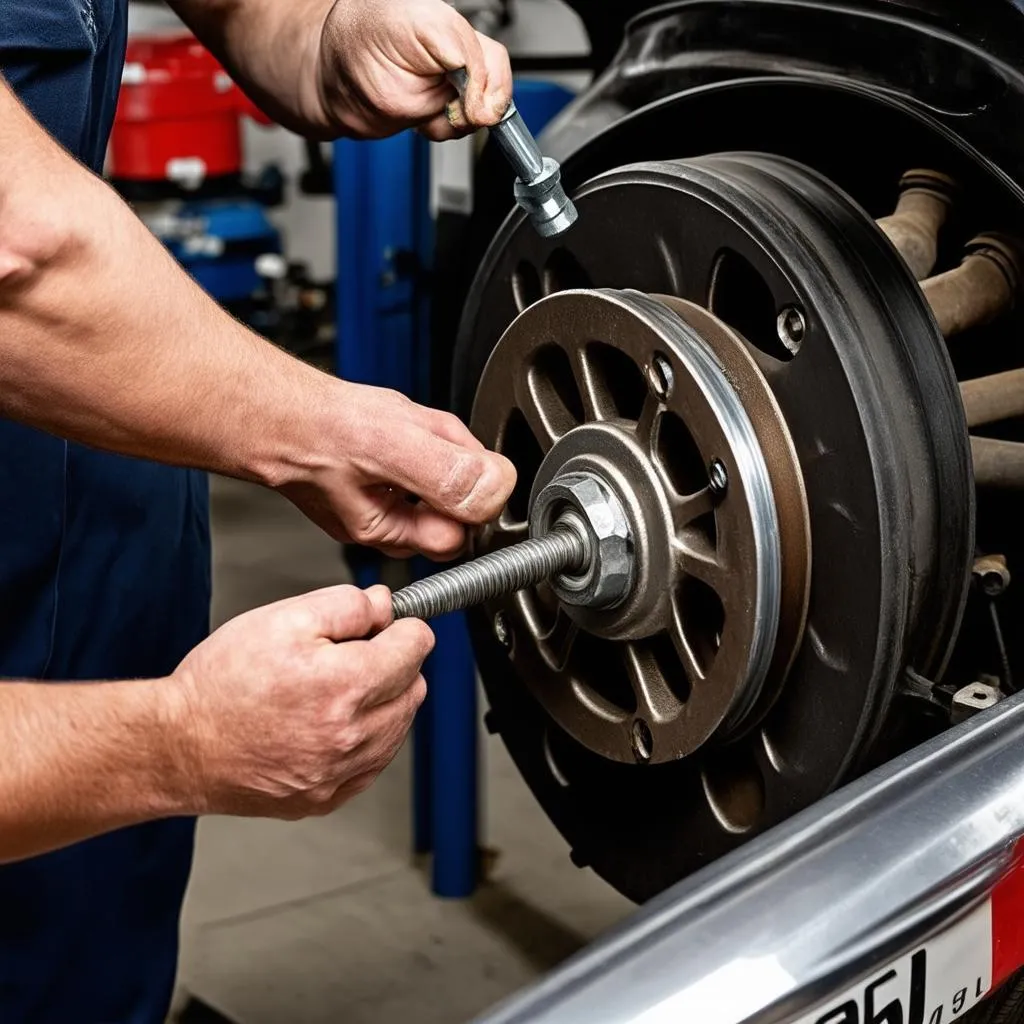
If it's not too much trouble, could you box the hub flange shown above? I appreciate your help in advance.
[472,287,803,763]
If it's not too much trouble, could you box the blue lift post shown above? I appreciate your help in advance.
[334,130,478,896]
[333,78,576,899]
[334,132,422,590]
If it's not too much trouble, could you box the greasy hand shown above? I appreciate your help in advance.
[170,585,432,819]
[316,0,513,139]
[279,381,517,560]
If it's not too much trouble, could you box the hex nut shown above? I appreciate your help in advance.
[950,680,1003,726]
[530,471,634,609]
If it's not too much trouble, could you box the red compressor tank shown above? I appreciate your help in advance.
[110,32,271,188]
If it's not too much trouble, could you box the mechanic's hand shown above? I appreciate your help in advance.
[170,585,431,819]
[278,381,517,560]
[316,0,514,139]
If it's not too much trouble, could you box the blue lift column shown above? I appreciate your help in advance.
[333,78,575,899]
[334,131,426,589]
[334,130,477,897]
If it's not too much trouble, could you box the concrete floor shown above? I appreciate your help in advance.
[174,476,631,1023]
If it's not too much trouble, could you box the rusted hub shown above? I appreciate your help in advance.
[471,288,809,762]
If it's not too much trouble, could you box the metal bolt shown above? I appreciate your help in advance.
[493,611,511,649]
[776,306,806,354]
[708,459,729,496]
[391,518,589,621]
[631,719,653,763]
[648,353,674,400]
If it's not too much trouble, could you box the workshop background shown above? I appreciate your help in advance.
[103,2,1024,1021]
[114,3,634,1022]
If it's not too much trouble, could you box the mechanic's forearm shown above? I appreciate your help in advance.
[0,679,194,862]
[0,79,337,489]
[169,0,334,135]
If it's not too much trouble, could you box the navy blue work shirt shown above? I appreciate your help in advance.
[1,2,212,1020]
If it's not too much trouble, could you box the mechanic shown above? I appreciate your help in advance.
[0,0,515,1019]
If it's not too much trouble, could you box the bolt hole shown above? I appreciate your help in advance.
[586,342,647,420]
[631,719,653,763]
[708,248,796,363]
[512,260,542,312]
[647,352,674,401]
[973,690,989,701]
[501,408,545,521]
[656,412,708,497]
[542,248,591,295]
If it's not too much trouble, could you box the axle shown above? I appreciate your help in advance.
[391,518,589,621]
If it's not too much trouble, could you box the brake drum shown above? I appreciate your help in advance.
[455,154,973,902]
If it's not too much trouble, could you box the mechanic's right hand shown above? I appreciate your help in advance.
[168,584,431,819]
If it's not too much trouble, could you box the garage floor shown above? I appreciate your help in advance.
[173,476,631,1023]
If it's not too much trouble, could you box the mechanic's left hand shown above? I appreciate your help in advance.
[275,379,517,560]
[316,0,513,140]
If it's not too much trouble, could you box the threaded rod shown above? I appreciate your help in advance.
[391,526,588,621]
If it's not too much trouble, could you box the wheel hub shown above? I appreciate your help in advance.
[473,287,809,763]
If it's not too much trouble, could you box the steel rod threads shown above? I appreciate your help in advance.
[391,526,588,621]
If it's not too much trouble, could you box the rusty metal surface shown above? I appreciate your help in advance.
[876,169,955,280]
[922,236,1020,337]
[961,367,1024,428]
[972,436,1024,489]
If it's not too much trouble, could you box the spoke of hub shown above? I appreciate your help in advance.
[676,537,728,595]
[482,517,529,551]
[636,392,661,449]
[623,642,682,723]
[568,344,616,421]
[669,599,706,684]
[539,607,579,672]
[744,344,786,381]
[670,488,716,531]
